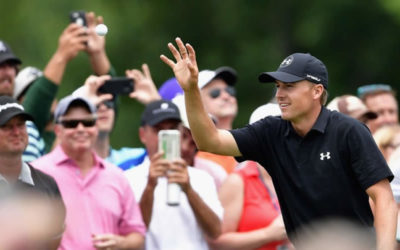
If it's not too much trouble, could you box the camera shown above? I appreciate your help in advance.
[98,77,135,95]
[69,11,87,27]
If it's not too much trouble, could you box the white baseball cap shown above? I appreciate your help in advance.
[249,103,281,124]
[198,66,237,89]
[13,66,43,100]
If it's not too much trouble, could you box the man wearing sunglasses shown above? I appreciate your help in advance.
[161,38,397,250]
[357,84,398,134]
[195,67,239,188]
[31,95,146,250]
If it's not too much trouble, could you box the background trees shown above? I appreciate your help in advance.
[2,0,399,147]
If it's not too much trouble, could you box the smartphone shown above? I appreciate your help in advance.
[98,77,134,95]
[158,130,181,206]
[69,11,87,27]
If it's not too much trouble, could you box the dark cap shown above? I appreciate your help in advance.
[0,96,33,126]
[0,40,22,65]
[141,100,181,126]
[259,53,328,89]
[54,95,96,122]
[198,66,237,89]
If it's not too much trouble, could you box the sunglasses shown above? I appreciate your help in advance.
[96,100,115,110]
[357,84,392,99]
[208,86,236,99]
[58,118,97,128]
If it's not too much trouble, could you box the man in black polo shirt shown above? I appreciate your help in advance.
[160,38,397,250]
[0,96,65,249]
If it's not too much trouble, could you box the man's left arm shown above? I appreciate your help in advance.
[366,178,397,250]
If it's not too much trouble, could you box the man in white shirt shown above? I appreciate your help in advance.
[125,99,223,250]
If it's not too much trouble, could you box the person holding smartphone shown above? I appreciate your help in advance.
[19,11,115,163]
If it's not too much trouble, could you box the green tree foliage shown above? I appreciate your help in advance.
[1,0,399,147]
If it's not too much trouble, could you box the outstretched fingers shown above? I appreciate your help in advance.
[186,43,198,74]
[175,37,189,60]
[142,63,153,80]
[160,54,175,69]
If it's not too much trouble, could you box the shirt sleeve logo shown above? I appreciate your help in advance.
[320,152,331,160]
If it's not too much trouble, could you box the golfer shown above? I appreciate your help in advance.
[161,38,397,250]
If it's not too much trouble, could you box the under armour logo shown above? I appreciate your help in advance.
[320,152,331,160]
[280,56,294,68]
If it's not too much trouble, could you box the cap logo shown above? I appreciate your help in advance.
[161,103,169,109]
[280,56,293,68]
[306,74,321,82]
[152,102,177,115]
[0,103,24,113]
[0,41,7,53]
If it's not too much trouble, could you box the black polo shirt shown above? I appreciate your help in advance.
[231,106,393,239]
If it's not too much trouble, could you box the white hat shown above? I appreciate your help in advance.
[198,66,237,89]
[326,95,377,121]
[13,66,43,99]
[171,94,218,129]
[172,94,189,129]
[249,103,281,124]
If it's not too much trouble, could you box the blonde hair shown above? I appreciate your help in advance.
[373,124,400,156]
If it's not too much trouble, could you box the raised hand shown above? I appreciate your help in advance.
[73,75,113,106]
[126,64,161,104]
[160,37,199,91]
[56,23,88,62]
[85,11,106,55]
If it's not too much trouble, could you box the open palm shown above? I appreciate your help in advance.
[160,37,199,91]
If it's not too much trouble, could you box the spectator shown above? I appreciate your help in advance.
[326,94,377,124]
[0,40,21,96]
[74,63,161,170]
[125,99,223,250]
[161,38,397,250]
[387,147,400,245]
[373,124,400,162]
[357,84,398,134]
[210,103,290,250]
[31,93,145,249]
[195,66,239,187]
[0,96,65,249]
[18,12,114,162]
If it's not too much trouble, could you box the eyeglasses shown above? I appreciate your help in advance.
[208,86,236,99]
[58,118,97,128]
[96,100,115,110]
[357,84,392,99]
